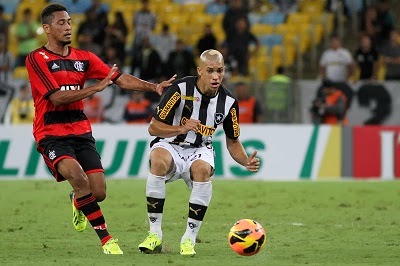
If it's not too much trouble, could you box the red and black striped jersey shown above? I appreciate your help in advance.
[26,46,121,143]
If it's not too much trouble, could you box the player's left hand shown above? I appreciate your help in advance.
[246,151,260,172]
[156,74,177,95]
[96,64,118,92]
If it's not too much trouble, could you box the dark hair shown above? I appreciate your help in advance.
[276,66,285,74]
[41,4,67,24]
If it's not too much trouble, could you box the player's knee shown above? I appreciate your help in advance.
[58,160,90,191]
[93,189,106,202]
[150,148,173,175]
[150,158,173,176]
[70,172,90,192]
[72,174,88,187]
[191,163,212,182]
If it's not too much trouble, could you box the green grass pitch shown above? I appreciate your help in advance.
[1,179,400,265]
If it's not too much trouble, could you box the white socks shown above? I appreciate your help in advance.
[181,181,212,244]
[146,173,166,239]
[145,175,213,244]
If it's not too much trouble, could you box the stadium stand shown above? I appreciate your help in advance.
[0,0,323,123]
[259,12,285,25]
[0,82,14,123]
[0,0,398,124]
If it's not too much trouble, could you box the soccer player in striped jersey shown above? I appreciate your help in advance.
[138,49,260,256]
[26,4,175,254]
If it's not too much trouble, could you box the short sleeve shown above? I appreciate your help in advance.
[86,51,122,82]
[26,51,61,99]
[223,100,240,140]
[153,84,181,125]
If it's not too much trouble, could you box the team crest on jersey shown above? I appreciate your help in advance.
[214,113,224,124]
[74,61,85,71]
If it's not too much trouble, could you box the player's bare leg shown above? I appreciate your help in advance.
[58,159,122,254]
[180,160,213,256]
[139,148,173,253]
[87,172,107,202]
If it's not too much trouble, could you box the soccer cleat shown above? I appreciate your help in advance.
[69,191,87,232]
[180,238,196,256]
[102,238,123,254]
[138,232,162,254]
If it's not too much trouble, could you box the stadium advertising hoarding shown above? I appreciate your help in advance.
[353,126,400,179]
[0,125,341,180]
[0,124,398,180]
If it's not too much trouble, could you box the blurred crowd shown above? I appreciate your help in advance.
[0,0,398,126]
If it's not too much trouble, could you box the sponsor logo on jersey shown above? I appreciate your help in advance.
[181,117,216,136]
[198,124,216,136]
[230,108,240,137]
[39,51,49,59]
[184,104,193,112]
[159,92,180,120]
[60,84,82,91]
[51,62,60,69]
[182,95,200,102]
[215,113,224,124]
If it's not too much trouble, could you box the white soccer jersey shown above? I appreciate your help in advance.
[151,76,240,148]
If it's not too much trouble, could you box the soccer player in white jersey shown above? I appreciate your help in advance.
[138,49,260,256]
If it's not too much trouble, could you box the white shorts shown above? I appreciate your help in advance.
[150,141,215,189]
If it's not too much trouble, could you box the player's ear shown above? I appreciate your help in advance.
[43,24,50,34]
[197,66,201,76]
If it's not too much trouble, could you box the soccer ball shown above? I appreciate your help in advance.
[228,219,266,256]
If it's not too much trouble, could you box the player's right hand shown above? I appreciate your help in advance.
[246,150,260,172]
[156,74,177,95]
[97,64,118,92]
[181,119,201,134]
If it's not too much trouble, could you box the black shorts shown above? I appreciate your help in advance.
[37,135,103,182]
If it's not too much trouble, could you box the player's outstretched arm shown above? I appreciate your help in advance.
[115,74,177,95]
[148,117,200,138]
[49,65,118,106]
[226,137,260,172]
